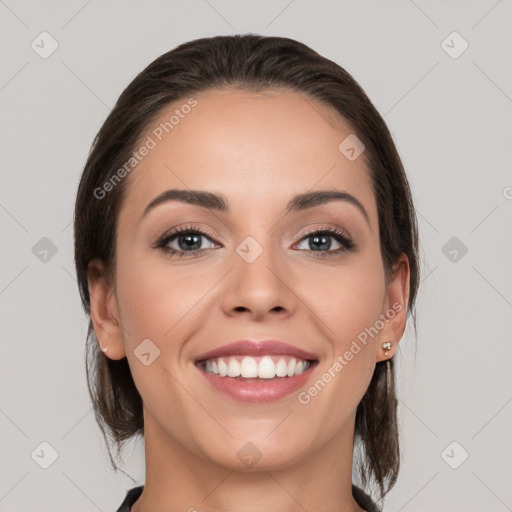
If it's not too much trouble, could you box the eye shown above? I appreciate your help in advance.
[294,226,355,258]
[154,225,355,259]
[155,225,219,257]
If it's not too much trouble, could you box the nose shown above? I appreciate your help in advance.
[220,238,298,322]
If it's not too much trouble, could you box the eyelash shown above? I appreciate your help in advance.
[154,224,356,259]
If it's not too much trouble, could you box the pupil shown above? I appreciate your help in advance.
[311,234,330,251]
[180,234,201,250]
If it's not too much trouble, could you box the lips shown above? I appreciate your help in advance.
[194,339,319,362]
[194,340,319,403]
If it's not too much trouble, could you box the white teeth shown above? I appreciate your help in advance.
[275,358,288,377]
[218,357,228,376]
[201,355,312,378]
[258,356,275,379]
[240,356,258,377]
[286,358,296,377]
[227,358,241,377]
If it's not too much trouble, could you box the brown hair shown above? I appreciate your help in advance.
[74,33,419,501]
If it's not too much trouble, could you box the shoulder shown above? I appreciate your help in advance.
[116,485,144,512]
[352,484,382,512]
[117,484,381,512]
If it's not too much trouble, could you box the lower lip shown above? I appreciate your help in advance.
[196,363,317,403]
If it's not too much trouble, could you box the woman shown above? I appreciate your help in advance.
[74,34,419,512]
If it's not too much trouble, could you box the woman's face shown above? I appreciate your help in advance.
[90,88,409,471]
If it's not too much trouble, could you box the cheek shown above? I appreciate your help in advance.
[114,258,199,402]
[301,254,386,347]
[114,253,196,345]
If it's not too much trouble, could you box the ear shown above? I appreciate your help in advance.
[375,253,410,362]
[87,258,126,360]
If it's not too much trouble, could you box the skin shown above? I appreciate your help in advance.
[88,88,410,512]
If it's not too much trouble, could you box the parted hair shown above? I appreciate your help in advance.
[74,33,419,501]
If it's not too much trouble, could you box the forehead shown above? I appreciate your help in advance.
[118,88,376,224]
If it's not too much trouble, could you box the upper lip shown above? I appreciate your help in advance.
[194,340,318,362]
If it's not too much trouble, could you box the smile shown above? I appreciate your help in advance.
[195,357,319,402]
[198,355,312,379]
[193,339,319,402]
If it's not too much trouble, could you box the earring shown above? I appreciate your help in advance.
[382,342,393,391]
[101,346,110,353]
[382,341,392,357]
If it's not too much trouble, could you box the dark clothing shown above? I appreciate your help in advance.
[116,484,382,511]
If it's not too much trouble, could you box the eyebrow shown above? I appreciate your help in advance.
[141,188,371,227]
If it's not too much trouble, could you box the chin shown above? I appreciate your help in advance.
[201,436,313,473]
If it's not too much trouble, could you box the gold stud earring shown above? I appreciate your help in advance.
[382,341,392,357]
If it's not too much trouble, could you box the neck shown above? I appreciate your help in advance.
[131,408,365,512]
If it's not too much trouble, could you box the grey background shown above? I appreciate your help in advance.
[1,1,511,511]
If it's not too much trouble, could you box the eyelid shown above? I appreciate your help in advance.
[299,224,351,239]
[154,224,220,247]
